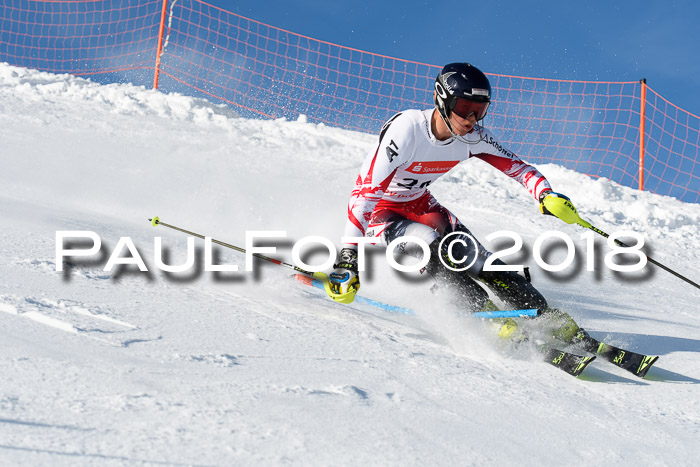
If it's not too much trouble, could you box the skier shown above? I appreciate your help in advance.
[326,62,580,340]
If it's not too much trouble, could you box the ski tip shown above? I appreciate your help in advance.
[572,356,596,377]
[636,355,660,379]
[150,216,160,227]
[543,347,596,377]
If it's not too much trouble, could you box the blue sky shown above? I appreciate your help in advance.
[210,0,700,116]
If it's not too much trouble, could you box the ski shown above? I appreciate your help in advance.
[573,331,659,378]
[540,346,596,377]
[500,312,658,379]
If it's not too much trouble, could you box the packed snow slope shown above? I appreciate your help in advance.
[1,62,699,465]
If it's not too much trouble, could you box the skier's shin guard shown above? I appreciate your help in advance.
[477,259,548,314]
[540,308,580,343]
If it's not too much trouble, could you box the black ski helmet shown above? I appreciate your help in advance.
[434,63,491,125]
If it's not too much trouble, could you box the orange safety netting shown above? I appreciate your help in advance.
[2,0,698,202]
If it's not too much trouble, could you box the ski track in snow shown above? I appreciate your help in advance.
[1,63,699,465]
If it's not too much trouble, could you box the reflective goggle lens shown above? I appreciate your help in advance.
[452,99,489,120]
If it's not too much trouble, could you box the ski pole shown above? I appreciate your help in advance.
[148,216,320,278]
[575,217,700,290]
[550,204,700,290]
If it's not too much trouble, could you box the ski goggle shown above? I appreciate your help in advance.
[452,98,490,121]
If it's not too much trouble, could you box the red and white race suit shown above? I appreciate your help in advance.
[343,109,552,245]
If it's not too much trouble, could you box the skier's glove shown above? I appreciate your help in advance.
[327,248,360,304]
[539,190,582,225]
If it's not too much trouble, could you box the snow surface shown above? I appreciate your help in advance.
[1,62,699,465]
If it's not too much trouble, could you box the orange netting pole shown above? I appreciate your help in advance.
[639,78,647,191]
[153,0,169,89]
